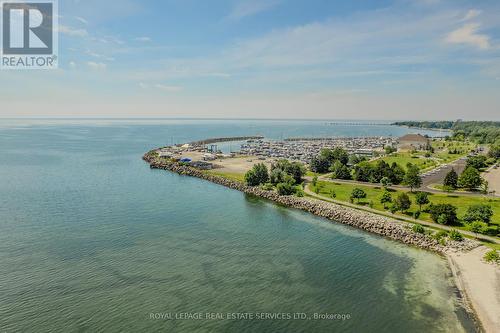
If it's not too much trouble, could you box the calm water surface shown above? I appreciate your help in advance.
[0,120,474,332]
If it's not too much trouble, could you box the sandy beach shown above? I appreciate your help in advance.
[447,247,500,333]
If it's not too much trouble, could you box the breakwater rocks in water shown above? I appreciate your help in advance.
[143,153,478,254]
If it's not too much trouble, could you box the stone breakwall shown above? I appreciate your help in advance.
[143,153,478,254]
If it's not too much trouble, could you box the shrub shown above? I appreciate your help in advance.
[277,181,296,196]
[463,204,493,223]
[429,204,458,225]
[468,221,488,235]
[414,211,421,219]
[261,183,274,191]
[483,250,500,263]
[432,230,448,240]
[448,229,463,241]
[294,187,305,197]
[412,224,425,234]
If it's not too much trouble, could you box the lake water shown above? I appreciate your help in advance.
[0,119,474,332]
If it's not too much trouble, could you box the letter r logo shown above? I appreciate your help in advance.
[2,1,53,54]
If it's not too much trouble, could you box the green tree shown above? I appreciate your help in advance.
[394,192,411,213]
[463,204,493,224]
[269,168,286,185]
[380,190,392,209]
[458,166,483,191]
[330,160,352,180]
[271,160,306,185]
[321,147,349,165]
[443,168,458,189]
[244,163,269,186]
[429,204,458,225]
[414,191,430,211]
[310,155,330,173]
[404,163,422,192]
[352,162,376,182]
[466,155,487,169]
[385,145,397,154]
[350,188,367,203]
[389,162,406,185]
[276,174,296,196]
[488,145,500,159]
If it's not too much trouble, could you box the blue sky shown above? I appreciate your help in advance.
[1,0,500,119]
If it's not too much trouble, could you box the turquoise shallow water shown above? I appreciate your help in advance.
[0,120,474,332]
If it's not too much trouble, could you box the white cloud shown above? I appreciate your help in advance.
[85,50,115,62]
[75,16,89,25]
[69,61,76,69]
[445,23,490,50]
[463,9,481,21]
[135,37,152,42]
[139,82,148,89]
[154,84,182,92]
[228,0,281,20]
[205,72,231,78]
[87,62,107,70]
[58,25,88,37]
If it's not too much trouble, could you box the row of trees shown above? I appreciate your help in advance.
[348,161,422,190]
[309,148,350,173]
[443,165,485,192]
[311,148,423,190]
[392,121,500,144]
[345,186,497,235]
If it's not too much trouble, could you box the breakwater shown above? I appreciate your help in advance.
[189,136,264,145]
[143,151,477,254]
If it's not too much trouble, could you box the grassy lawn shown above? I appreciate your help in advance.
[373,153,438,170]
[310,181,500,233]
[205,170,245,182]
[372,140,477,171]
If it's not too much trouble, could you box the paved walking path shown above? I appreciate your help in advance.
[309,174,495,198]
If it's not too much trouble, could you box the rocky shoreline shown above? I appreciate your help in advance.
[143,151,478,254]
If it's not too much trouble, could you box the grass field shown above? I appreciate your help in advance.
[372,140,476,171]
[205,170,245,182]
[372,153,438,170]
[310,181,500,234]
